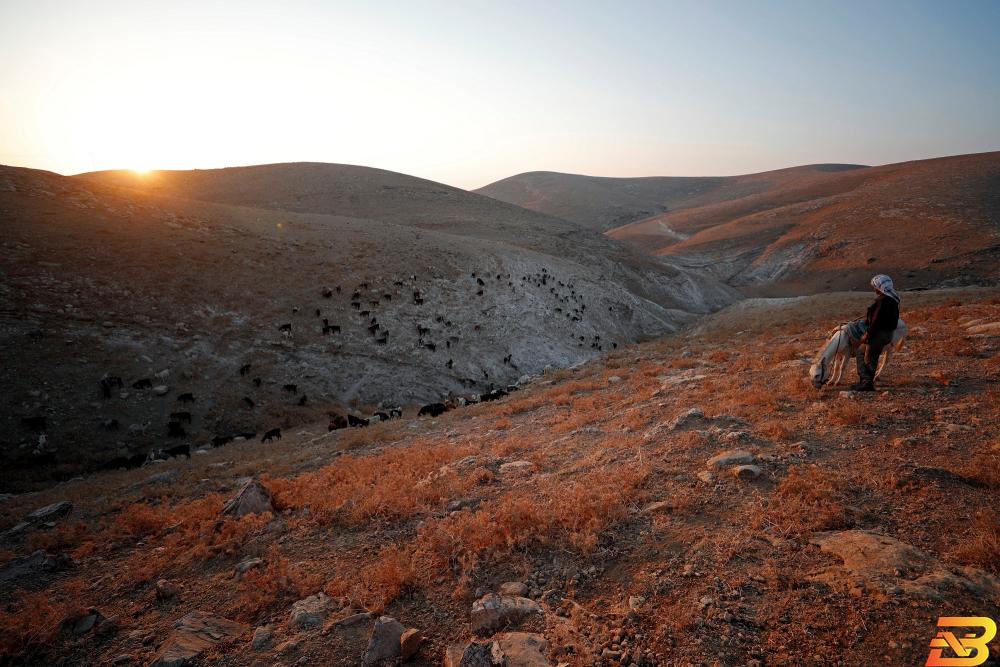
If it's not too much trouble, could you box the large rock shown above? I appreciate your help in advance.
[400,628,423,660]
[222,478,273,518]
[289,592,336,629]
[470,594,543,634]
[362,615,405,665]
[809,530,1000,601]
[499,461,536,479]
[26,500,72,523]
[707,450,754,468]
[149,611,247,667]
[493,632,551,666]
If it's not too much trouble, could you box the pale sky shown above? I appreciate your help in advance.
[1,0,998,189]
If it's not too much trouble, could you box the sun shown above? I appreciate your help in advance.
[130,167,153,177]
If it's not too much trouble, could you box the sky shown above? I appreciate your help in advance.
[1,0,998,189]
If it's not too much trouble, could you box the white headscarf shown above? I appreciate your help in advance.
[871,274,899,303]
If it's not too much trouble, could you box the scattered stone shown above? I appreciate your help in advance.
[499,460,536,479]
[221,478,273,518]
[362,615,405,665]
[707,450,754,468]
[95,615,120,637]
[1,521,30,540]
[445,641,494,667]
[112,655,134,665]
[470,594,543,634]
[608,376,623,383]
[153,385,169,396]
[499,581,529,597]
[493,632,551,666]
[251,625,272,651]
[696,471,716,483]
[156,579,179,600]
[400,628,423,660]
[276,638,303,654]
[668,408,705,430]
[628,596,645,612]
[732,464,762,481]
[70,608,106,635]
[0,549,66,583]
[966,322,1000,336]
[639,500,673,515]
[26,500,72,523]
[289,592,335,629]
[149,611,248,667]
[235,557,263,576]
[325,610,374,633]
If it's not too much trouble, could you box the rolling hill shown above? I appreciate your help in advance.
[607,152,1000,294]
[474,164,867,232]
[1,163,737,486]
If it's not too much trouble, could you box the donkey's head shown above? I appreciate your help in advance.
[809,357,828,388]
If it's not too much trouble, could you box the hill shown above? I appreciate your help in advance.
[2,287,998,665]
[0,164,736,487]
[474,164,866,232]
[607,152,1000,294]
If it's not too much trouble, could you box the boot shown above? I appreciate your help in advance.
[850,381,875,392]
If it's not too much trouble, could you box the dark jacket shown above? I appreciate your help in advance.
[865,294,899,338]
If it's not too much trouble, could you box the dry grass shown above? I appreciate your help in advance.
[757,466,848,536]
[236,547,325,621]
[951,511,1000,574]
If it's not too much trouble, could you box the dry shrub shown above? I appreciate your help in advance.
[963,453,1000,488]
[266,441,476,526]
[951,511,1000,574]
[0,580,85,660]
[756,419,793,442]
[758,465,847,536]
[349,464,651,608]
[826,400,873,427]
[26,522,93,558]
[236,547,324,620]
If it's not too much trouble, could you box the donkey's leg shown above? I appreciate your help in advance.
[875,349,892,380]
[830,354,845,386]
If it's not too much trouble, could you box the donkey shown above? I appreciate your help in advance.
[809,320,908,389]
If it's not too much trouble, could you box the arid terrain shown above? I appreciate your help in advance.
[2,153,1000,666]
[480,153,1000,295]
[0,164,735,488]
[1,288,999,666]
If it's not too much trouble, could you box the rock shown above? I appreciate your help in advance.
[608,376,623,383]
[809,530,1000,601]
[94,615,120,637]
[732,464,762,481]
[0,549,66,583]
[499,461,536,479]
[289,592,335,629]
[400,628,423,660]
[966,322,1000,336]
[493,632,551,666]
[149,611,247,667]
[26,500,72,523]
[668,408,705,430]
[235,557,263,576]
[445,641,494,667]
[70,608,106,634]
[325,610,374,633]
[156,579,179,600]
[639,500,673,515]
[696,471,716,483]
[707,450,754,468]
[362,615,405,665]
[251,625,272,650]
[628,596,645,612]
[470,594,543,634]
[2,521,30,540]
[153,385,169,396]
[499,581,529,597]
[276,638,303,654]
[222,478,273,518]
[112,655,133,665]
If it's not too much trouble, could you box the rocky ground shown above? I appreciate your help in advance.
[1,287,998,665]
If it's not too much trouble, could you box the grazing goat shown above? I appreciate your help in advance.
[283,384,297,394]
[253,377,262,387]
[21,416,47,431]
[213,435,234,447]
[132,378,153,389]
[170,411,192,423]
[243,397,255,408]
[240,363,252,376]
[167,421,186,438]
[328,414,348,431]
[261,428,282,443]
[347,414,369,428]
[418,402,448,418]
[177,392,195,403]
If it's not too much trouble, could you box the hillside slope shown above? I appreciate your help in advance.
[474,165,866,232]
[2,287,998,665]
[608,152,1000,294]
[1,164,736,486]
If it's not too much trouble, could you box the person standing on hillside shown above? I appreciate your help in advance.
[851,274,900,391]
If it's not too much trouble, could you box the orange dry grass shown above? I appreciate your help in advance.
[346,463,651,609]
[757,465,848,536]
[235,547,325,621]
[266,440,477,526]
[952,511,1000,574]
[0,580,85,660]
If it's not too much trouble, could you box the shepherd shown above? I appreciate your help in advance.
[852,274,901,391]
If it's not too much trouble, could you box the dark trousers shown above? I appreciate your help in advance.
[856,330,893,385]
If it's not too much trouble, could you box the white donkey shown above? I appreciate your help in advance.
[809,320,908,389]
